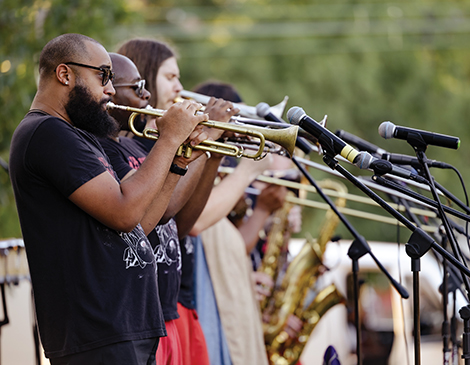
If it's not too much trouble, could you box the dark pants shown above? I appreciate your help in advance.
[50,337,160,365]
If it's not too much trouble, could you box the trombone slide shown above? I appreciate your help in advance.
[179,90,289,120]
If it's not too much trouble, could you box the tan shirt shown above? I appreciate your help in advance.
[201,217,268,365]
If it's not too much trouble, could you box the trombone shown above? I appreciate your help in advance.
[177,89,289,120]
[218,166,439,233]
[106,102,299,160]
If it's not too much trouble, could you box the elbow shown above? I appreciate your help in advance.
[105,215,142,234]
[188,223,204,237]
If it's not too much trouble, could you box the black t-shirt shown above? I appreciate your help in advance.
[178,236,195,309]
[98,136,148,178]
[150,219,182,320]
[99,136,182,320]
[9,111,166,358]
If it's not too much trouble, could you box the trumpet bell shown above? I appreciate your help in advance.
[248,124,298,158]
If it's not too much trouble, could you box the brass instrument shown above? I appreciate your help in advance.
[178,89,289,120]
[219,166,438,233]
[106,102,298,160]
[262,179,348,365]
[269,284,346,365]
[258,191,296,312]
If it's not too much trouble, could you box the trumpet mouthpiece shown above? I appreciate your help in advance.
[106,101,117,110]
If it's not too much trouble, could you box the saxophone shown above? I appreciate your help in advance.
[263,179,348,365]
[258,190,295,312]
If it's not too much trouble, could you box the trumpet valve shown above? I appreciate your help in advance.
[176,145,185,157]
[183,145,193,159]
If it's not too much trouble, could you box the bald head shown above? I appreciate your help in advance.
[109,53,140,84]
[39,33,101,79]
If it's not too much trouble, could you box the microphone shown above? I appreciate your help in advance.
[378,121,460,150]
[257,102,314,155]
[381,152,452,169]
[335,129,451,169]
[354,151,428,183]
[335,129,387,156]
[287,107,360,164]
[256,102,286,124]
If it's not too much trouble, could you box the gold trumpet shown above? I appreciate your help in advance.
[107,102,299,160]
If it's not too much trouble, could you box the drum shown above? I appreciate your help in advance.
[0,239,29,284]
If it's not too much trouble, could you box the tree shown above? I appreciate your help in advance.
[0,0,138,238]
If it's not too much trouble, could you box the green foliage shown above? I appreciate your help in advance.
[127,0,470,243]
[0,0,137,238]
[2,0,470,243]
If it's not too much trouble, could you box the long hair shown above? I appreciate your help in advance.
[117,38,176,108]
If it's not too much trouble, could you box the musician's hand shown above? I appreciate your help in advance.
[256,184,288,214]
[288,205,302,233]
[237,153,274,181]
[203,97,239,141]
[158,100,208,146]
[283,314,303,338]
[252,271,274,301]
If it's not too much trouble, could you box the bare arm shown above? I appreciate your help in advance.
[69,101,208,233]
[174,154,225,239]
[237,184,287,253]
[189,155,274,236]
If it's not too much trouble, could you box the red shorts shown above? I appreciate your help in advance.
[156,320,183,365]
[173,303,210,365]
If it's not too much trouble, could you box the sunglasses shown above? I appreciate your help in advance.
[113,79,147,98]
[65,62,115,86]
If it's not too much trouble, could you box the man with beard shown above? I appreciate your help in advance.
[100,53,237,365]
[8,33,208,365]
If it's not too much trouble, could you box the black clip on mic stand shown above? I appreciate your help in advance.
[314,144,470,365]
[291,155,409,365]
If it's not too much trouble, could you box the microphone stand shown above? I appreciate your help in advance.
[438,229,452,365]
[378,177,468,365]
[386,132,470,364]
[312,148,470,365]
[372,176,470,223]
[292,156,409,365]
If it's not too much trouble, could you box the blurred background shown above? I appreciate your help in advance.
[2,1,470,363]
[2,0,470,242]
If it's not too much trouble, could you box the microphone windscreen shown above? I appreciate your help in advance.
[378,121,395,139]
[256,102,271,118]
[354,152,374,169]
[287,106,305,125]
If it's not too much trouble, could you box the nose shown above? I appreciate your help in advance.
[142,88,150,101]
[174,79,183,94]
[105,82,115,96]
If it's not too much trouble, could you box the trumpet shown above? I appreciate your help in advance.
[106,102,299,160]
[177,89,289,120]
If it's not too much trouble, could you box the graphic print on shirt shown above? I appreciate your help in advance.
[182,235,194,256]
[128,155,146,170]
[154,219,182,272]
[98,156,119,180]
[121,225,156,269]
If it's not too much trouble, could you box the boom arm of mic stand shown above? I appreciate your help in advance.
[319,154,470,279]
[373,176,470,222]
[293,156,409,298]
[293,155,409,365]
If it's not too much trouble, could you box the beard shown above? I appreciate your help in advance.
[64,83,119,138]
